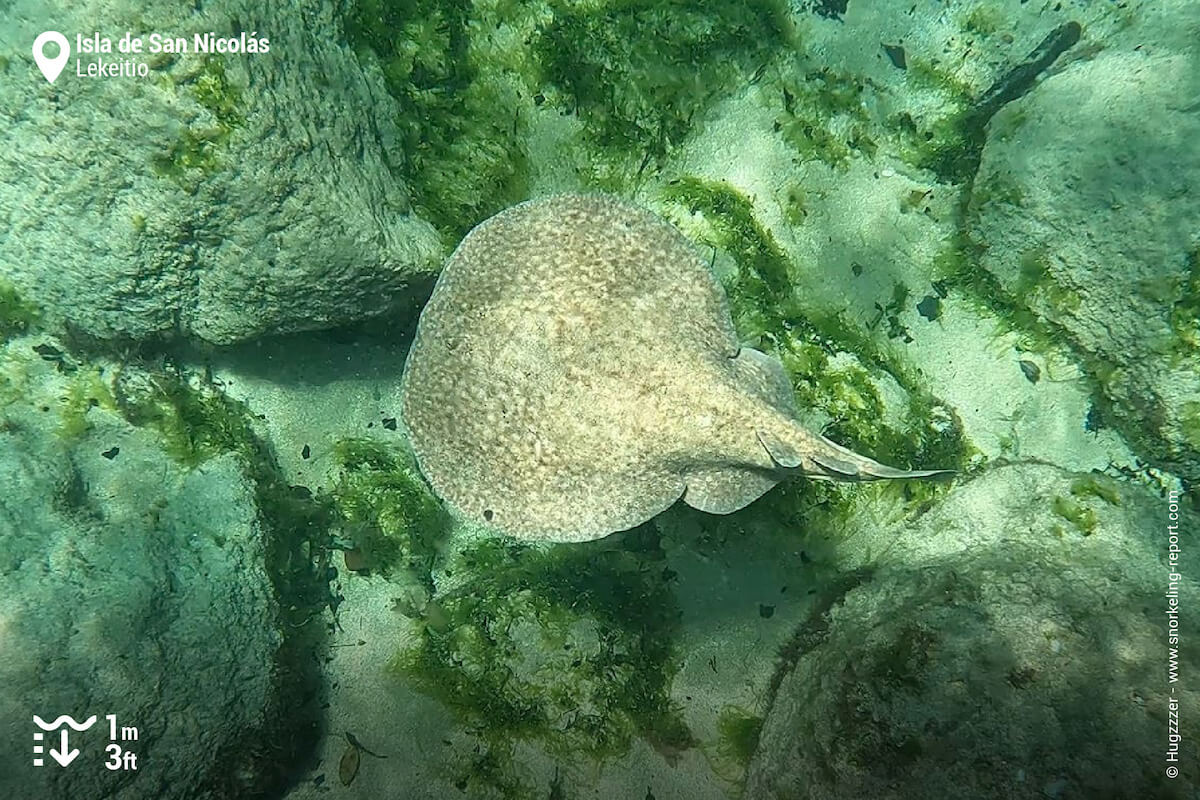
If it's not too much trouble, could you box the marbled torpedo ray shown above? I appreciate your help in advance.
[401,194,951,542]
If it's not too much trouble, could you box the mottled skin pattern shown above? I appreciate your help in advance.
[401,194,950,542]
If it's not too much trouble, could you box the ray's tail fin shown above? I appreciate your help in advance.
[757,428,955,483]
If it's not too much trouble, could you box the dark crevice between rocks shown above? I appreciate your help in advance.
[765,568,874,708]
[803,0,849,21]
[935,21,1082,188]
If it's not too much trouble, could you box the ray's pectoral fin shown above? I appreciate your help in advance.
[682,466,781,515]
[756,428,803,469]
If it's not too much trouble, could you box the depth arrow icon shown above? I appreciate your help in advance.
[49,729,78,767]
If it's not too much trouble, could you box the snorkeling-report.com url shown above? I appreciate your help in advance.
[1165,488,1184,779]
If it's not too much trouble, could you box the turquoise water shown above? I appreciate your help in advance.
[1,1,1197,798]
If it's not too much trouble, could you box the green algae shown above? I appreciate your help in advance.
[393,527,692,793]
[930,234,1068,357]
[1049,475,1121,536]
[537,0,791,170]
[1069,474,1122,507]
[343,0,531,239]
[774,67,877,170]
[153,58,243,181]
[1051,494,1099,536]
[716,706,764,767]
[963,6,1004,37]
[329,437,448,576]
[344,0,791,234]
[0,279,39,341]
[191,57,243,126]
[896,58,978,183]
[59,366,118,440]
[113,368,258,467]
[1017,248,1081,314]
[778,114,852,169]
[971,170,1026,209]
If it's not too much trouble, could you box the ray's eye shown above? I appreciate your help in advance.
[483,509,494,521]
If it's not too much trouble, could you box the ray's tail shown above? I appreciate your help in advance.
[757,427,955,483]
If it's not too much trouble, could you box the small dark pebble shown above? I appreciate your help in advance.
[33,343,63,360]
[313,774,325,787]
[759,603,776,619]
[382,417,397,431]
[367,421,374,428]
[343,549,369,573]
[483,509,494,521]
[301,444,311,460]
[917,294,941,321]
[882,43,907,70]
[851,261,864,277]
[1019,359,1041,383]
[101,446,119,460]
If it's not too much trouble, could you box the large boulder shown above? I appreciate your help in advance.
[0,343,284,799]
[0,0,441,345]
[747,463,1200,799]
[968,40,1200,485]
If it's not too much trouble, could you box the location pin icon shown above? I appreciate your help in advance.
[33,31,70,84]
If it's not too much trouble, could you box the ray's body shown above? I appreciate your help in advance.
[401,194,950,542]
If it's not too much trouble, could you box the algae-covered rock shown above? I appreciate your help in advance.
[746,463,1200,799]
[968,41,1200,485]
[0,342,286,799]
[0,0,440,345]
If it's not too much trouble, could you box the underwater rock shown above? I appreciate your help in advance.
[0,0,441,345]
[0,350,283,798]
[746,463,1200,799]
[401,194,950,543]
[968,45,1200,486]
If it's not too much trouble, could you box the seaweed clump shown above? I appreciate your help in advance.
[0,279,40,341]
[343,0,532,238]
[535,0,792,177]
[393,527,693,796]
[774,67,878,170]
[153,58,244,182]
[716,706,764,767]
[1168,247,1200,358]
[328,437,448,576]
